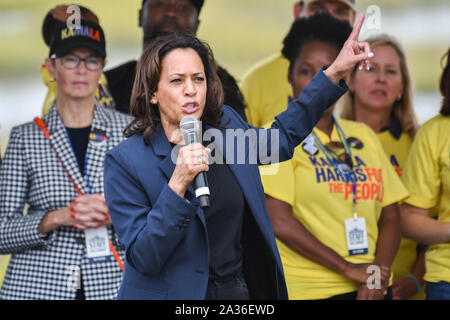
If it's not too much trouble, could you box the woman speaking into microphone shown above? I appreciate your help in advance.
[104,15,373,300]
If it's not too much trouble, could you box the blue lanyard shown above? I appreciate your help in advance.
[65,128,93,194]
[312,116,358,218]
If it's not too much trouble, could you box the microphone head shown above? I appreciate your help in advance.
[180,116,201,144]
[180,115,199,133]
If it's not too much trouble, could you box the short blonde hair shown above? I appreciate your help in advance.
[337,33,419,138]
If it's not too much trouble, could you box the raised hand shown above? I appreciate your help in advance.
[324,13,373,83]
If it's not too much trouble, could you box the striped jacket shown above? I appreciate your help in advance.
[0,104,132,299]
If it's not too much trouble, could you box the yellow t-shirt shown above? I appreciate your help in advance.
[40,64,116,115]
[240,53,292,127]
[377,130,412,179]
[377,130,416,277]
[378,129,425,299]
[260,119,409,299]
[402,114,450,284]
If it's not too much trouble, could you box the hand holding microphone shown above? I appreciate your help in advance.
[168,116,211,208]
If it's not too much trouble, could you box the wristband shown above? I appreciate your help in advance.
[406,273,422,294]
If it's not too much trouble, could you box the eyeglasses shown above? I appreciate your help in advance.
[52,54,104,71]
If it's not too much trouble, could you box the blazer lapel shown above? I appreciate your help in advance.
[150,123,202,219]
[84,104,110,194]
[45,105,87,194]
[150,123,176,181]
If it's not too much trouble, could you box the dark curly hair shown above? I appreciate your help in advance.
[282,14,352,72]
[124,33,224,143]
[440,48,450,116]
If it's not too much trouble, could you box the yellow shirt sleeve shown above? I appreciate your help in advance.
[240,62,265,127]
[240,53,292,127]
[402,120,441,209]
[260,159,295,206]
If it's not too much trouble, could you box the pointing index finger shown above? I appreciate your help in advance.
[349,13,365,41]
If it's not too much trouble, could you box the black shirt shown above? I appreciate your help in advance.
[66,126,91,175]
[203,162,245,280]
[104,60,137,114]
[169,141,246,280]
[104,61,248,121]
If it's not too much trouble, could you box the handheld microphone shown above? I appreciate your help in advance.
[180,116,210,208]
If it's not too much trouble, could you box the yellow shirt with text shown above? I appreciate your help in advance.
[402,114,450,284]
[260,119,409,299]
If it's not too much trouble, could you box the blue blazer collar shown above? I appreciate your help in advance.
[149,122,199,206]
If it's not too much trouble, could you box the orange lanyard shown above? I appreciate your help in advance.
[34,117,124,272]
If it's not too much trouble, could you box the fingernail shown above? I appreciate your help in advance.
[358,65,363,71]
[70,214,75,219]
[97,223,102,227]
[73,224,78,229]
[368,52,374,58]
[71,198,76,203]
[104,216,109,221]
[70,206,74,211]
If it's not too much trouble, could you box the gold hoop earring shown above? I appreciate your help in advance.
[150,97,158,105]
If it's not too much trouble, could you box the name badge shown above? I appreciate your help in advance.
[84,226,111,263]
[344,217,369,256]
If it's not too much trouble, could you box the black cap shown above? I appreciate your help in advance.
[49,19,106,58]
[142,0,204,14]
[42,5,99,47]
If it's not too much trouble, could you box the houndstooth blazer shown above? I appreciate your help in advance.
[0,104,132,300]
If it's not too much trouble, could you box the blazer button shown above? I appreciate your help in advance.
[75,237,84,244]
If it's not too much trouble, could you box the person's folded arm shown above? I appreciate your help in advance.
[400,203,450,245]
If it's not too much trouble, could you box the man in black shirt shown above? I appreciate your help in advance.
[105,0,247,120]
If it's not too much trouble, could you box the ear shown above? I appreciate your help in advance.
[45,57,56,79]
[293,1,303,19]
[138,8,143,27]
[350,10,357,26]
[287,69,293,87]
[193,19,200,34]
[348,73,355,93]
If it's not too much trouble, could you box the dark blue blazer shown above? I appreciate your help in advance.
[104,69,347,300]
